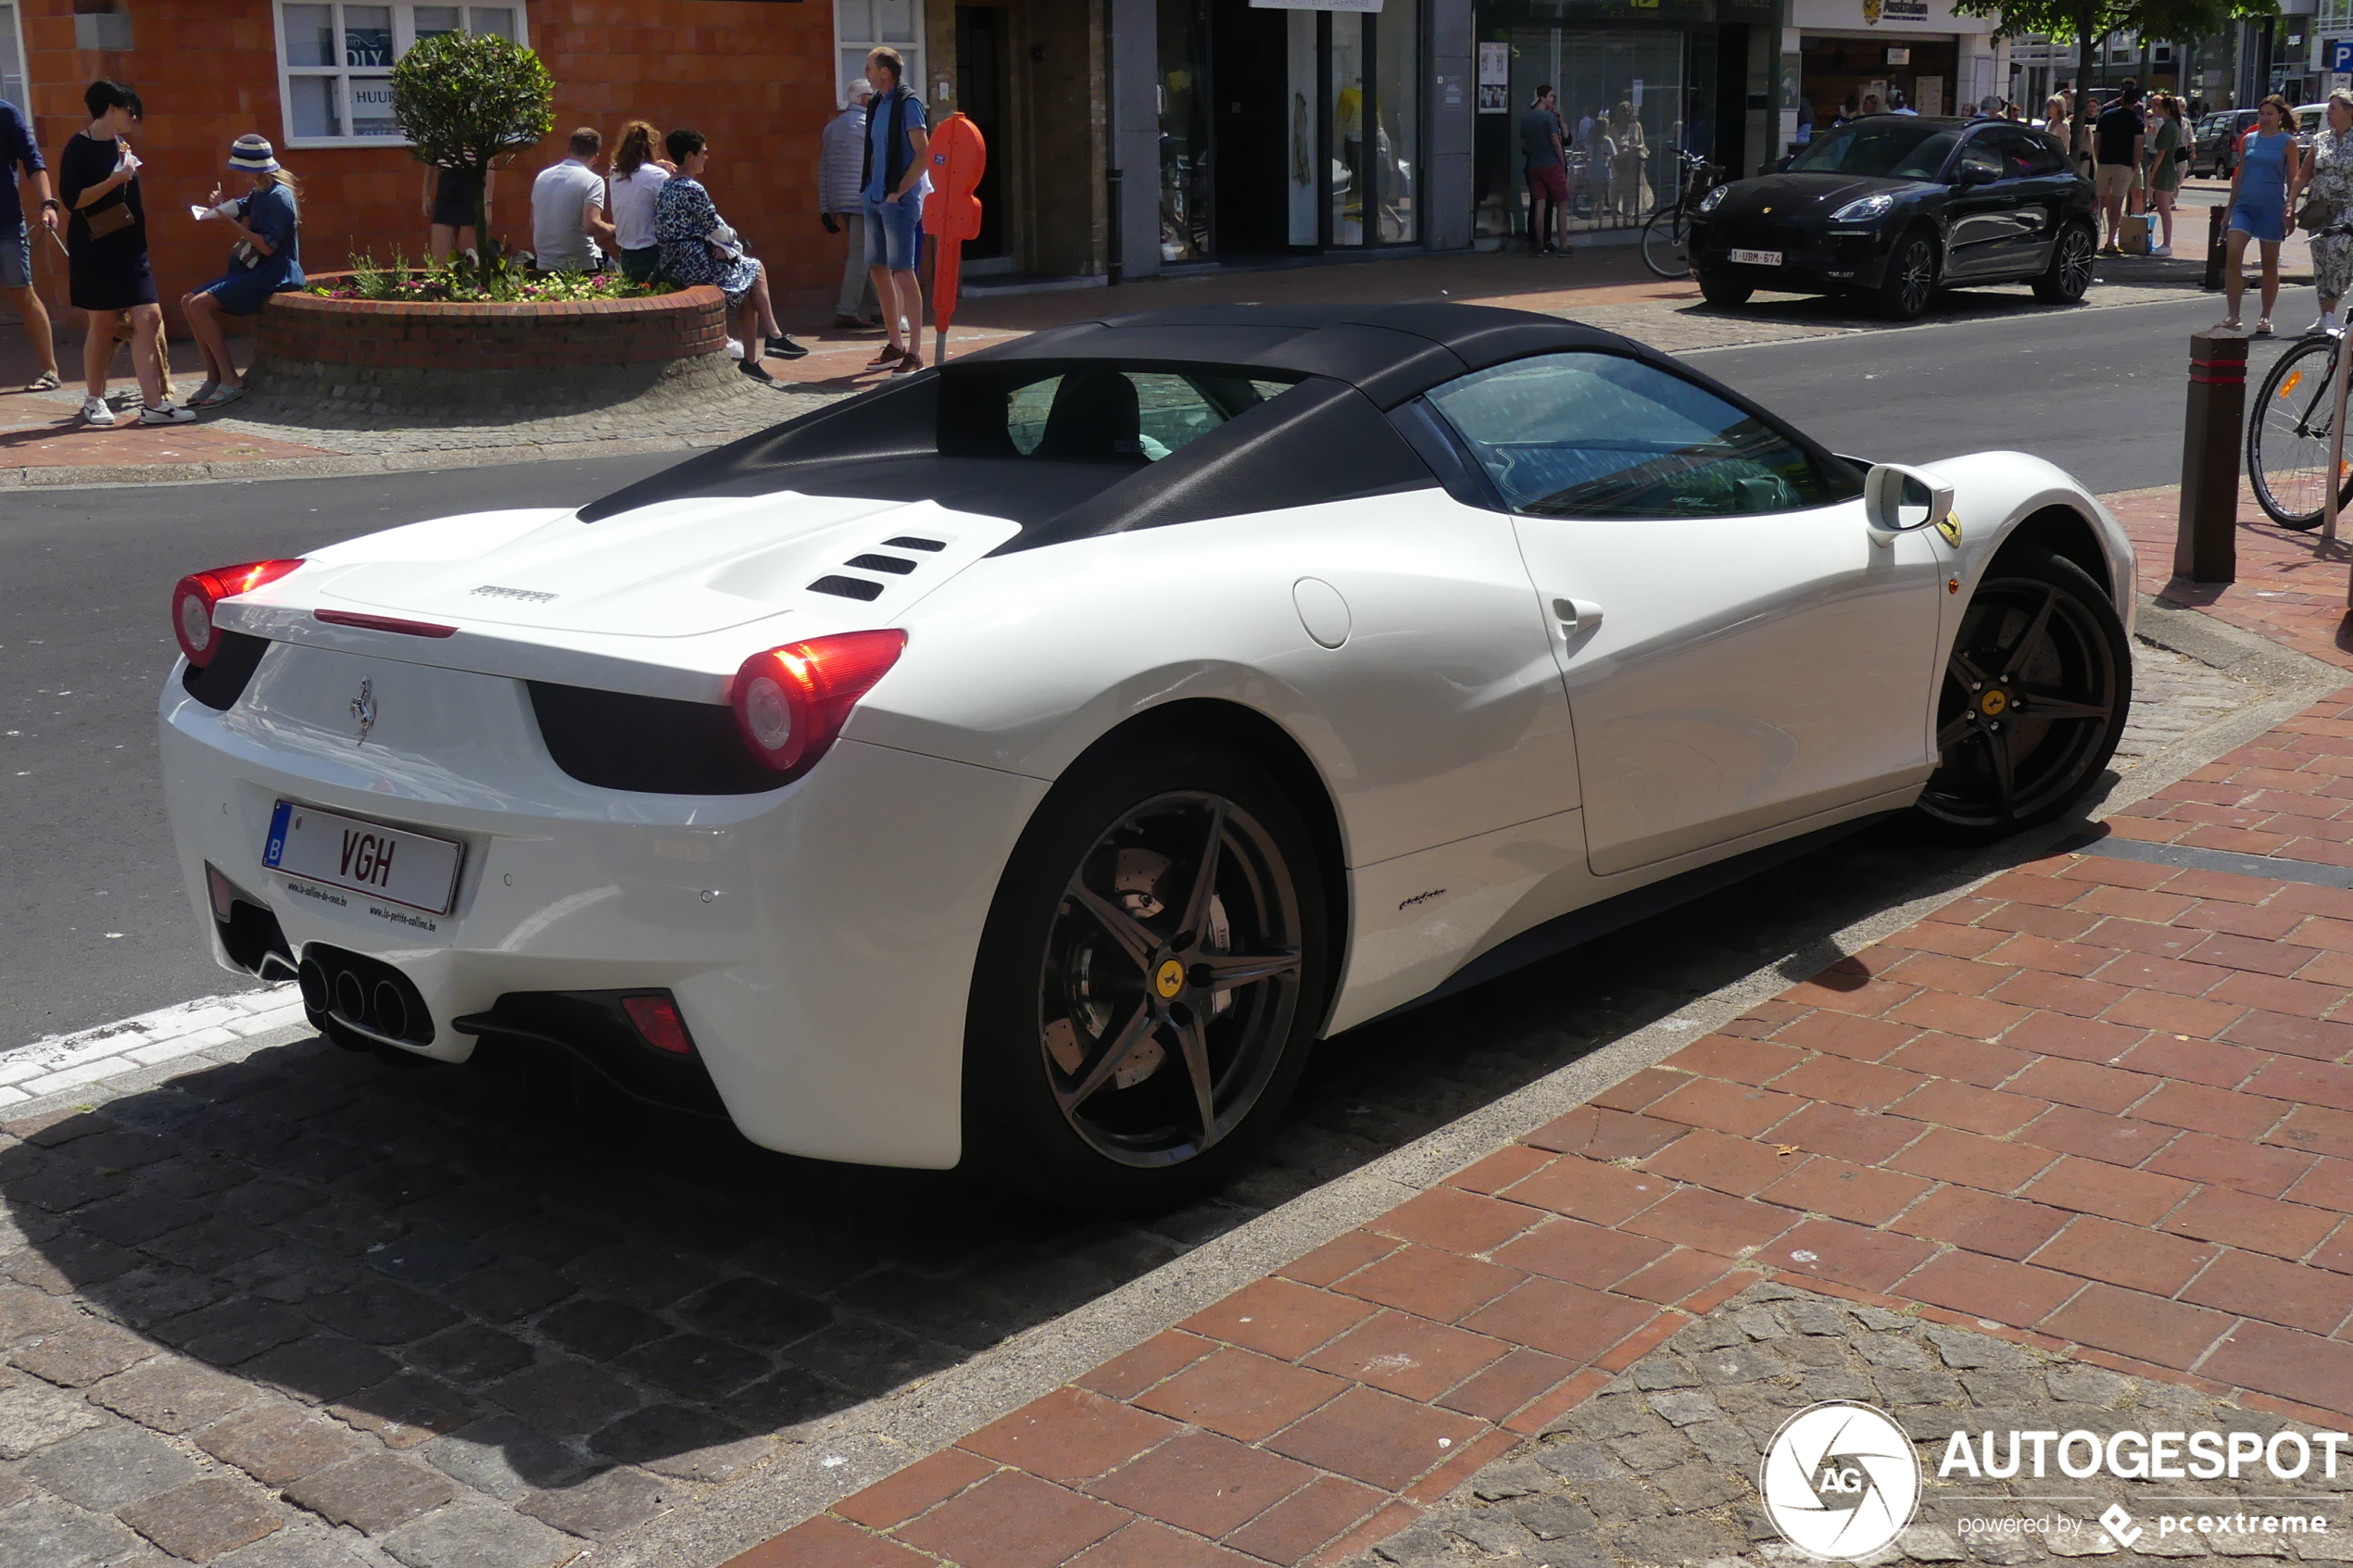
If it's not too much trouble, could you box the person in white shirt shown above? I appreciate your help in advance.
[530,127,614,273]
[605,119,673,283]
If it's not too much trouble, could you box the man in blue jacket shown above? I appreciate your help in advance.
[0,95,61,392]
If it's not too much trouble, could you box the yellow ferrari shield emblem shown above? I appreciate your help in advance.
[1155,959,1186,999]
[1935,515,1963,546]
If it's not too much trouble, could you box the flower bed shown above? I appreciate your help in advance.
[257,272,728,372]
[242,273,746,425]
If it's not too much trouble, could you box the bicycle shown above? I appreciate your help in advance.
[2249,325,2353,530]
[1641,152,1722,279]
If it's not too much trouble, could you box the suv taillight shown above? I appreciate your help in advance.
[728,630,907,779]
[173,559,303,666]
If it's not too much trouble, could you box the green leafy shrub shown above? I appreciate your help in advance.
[389,30,554,253]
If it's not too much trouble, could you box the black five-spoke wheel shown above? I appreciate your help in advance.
[965,738,1328,1209]
[1043,791,1302,1167]
[1915,546,2130,840]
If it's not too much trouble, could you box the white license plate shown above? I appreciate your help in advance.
[1729,248,1783,267]
[263,801,463,915]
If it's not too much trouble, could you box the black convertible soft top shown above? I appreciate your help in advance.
[577,303,1841,549]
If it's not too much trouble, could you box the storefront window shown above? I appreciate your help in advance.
[0,5,22,115]
[273,2,522,147]
[1158,0,1212,261]
[1476,25,1688,240]
[1376,0,1419,243]
[837,0,924,115]
[1331,13,1368,245]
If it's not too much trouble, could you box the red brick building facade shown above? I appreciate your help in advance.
[6,0,853,333]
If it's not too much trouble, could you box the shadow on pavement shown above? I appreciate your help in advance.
[0,813,2008,1541]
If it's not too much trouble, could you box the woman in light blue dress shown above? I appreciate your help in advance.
[2220,95,2302,336]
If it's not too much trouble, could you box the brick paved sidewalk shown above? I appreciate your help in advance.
[740,674,2353,1565]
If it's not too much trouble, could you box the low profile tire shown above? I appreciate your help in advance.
[1874,230,1938,320]
[961,736,1331,1212]
[2032,222,2096,303]
[1698,274,1754,308]
[1913,546,2131,842]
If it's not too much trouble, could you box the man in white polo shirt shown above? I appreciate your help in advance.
[531,127,614,273]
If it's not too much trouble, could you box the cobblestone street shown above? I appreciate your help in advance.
[1379,1281,2353,1566]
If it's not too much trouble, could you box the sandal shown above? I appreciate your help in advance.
[189,380,220,408]
[868,344,906,368]
[196,384,245,408]
[22,369,60,393]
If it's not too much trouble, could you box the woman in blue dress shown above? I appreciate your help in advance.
[653,127,801,381]
[179,134,303,408]
[2219,95,2302,337]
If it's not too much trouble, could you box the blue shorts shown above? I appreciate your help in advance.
[863,192,924,272]
[2230,201,2287,243]
[0,220,27,289]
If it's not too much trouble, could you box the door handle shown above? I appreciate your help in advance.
[1553,597,1604,636]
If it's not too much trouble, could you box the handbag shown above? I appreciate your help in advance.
[2302,194,2340,234]
[82,200,133,240]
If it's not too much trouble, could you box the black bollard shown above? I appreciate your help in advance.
[2175,328,2246,583]
[2204,204,2227,292]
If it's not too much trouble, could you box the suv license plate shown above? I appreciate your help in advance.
[263,801,463,915]
[1730,248,1782,267]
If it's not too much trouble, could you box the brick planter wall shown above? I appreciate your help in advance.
[244,279,753,427]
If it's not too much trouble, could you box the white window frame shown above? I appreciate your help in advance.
[271,2,529,151]
[834,0,925,111]
[0,3,29,119]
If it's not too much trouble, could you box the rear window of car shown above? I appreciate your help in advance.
[1000,371,1297,461]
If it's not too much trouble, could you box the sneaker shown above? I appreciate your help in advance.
[2150,244,2172,257]
[138,401,195,424]
[738,358,776,383]
[2212,320,2248,336]
[724,337,746,361]
[80,395,113,426]
[2256,319,2276,338]
[833,314,869,330]
[765,334,809,360]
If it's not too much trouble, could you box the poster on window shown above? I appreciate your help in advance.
[1478,42,1507,113]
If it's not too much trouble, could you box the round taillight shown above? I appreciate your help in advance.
[728,630,907,780]
[170,558,305,666]
[174,585,218,662]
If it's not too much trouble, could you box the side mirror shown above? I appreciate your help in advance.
[1864,462,1955,546]
[1953,162,1999,186]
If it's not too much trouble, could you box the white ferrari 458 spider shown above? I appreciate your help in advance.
[158,304,2134,1208]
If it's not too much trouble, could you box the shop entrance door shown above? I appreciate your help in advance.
[955,5,1007,258]
[1212,0,1293,257]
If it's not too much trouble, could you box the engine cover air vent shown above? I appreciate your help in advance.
[807,575,884,602]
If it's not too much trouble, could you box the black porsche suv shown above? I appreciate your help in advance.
[1689,116,2098,320]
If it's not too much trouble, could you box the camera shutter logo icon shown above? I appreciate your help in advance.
[1759,1401,1920,1561]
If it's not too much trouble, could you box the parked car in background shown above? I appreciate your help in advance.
[1690,116,2095,320]
[2192,108,2258,178]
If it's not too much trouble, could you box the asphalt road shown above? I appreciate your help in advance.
[1692,287,2289,497]
[1,453,681,1047]
[0,286,2283,1046]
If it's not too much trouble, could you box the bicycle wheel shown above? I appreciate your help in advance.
[2248,336,2353,531]
[1641,207,1690,278]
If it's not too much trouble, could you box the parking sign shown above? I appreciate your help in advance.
[2333,37,2353,71]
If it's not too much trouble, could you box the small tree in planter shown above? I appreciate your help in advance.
[390,30,554,271]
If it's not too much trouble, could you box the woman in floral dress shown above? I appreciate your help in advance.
[2301,90,2353,336]
[653,127,799,380]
